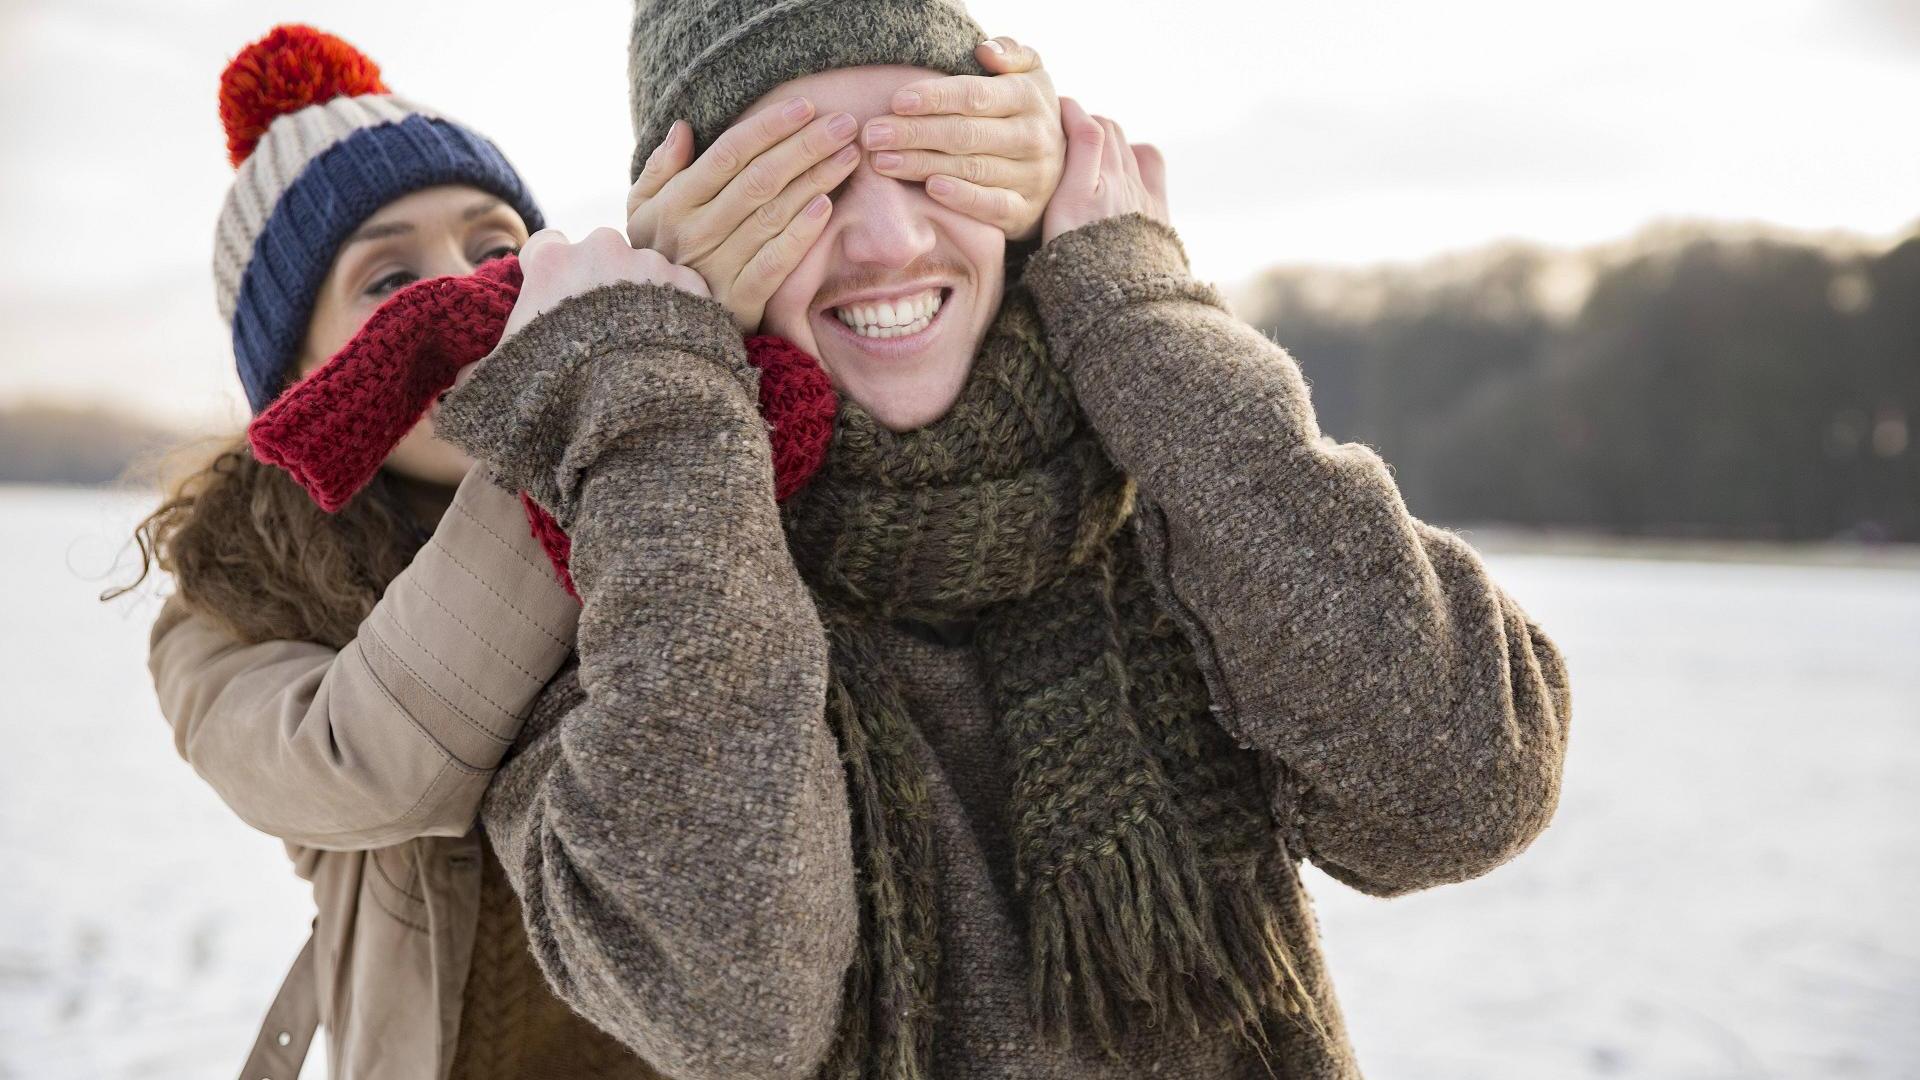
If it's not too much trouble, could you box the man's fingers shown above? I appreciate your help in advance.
[666,262,712,300]
[891,73,1026,118]
[924,174,1023,232]
[1107,118,1144,189]
[1134,142,1169,211]
[1095,116,1126,183]
[582,225,628,250]
[975,36,1043,75]
[679,95,818,206]
[518,228,570,268]
[1057,97,1105,195]
[628,119,692,214]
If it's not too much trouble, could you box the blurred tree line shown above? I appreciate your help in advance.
[1247,223,1918,542]
[0,405,181,485]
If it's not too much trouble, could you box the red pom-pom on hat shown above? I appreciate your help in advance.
[219,24,389,167]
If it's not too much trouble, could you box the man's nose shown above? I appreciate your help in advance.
[832,168,937,270]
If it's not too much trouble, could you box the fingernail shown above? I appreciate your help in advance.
[864,122,894,149]
[648,125,675,163]
[892,90,921,114]
[827,112,857,139]
[832,143,859,165]
[873,151,903,170]
[806,194,831,218]
[927,176,955,197]
[783,96,811,120]
[981,39,1005,54]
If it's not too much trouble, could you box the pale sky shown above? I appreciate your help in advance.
[1,0,1915,429]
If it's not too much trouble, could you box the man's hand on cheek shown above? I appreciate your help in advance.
[625,97,861,335]
[867,36,1064,242]
[1040,96,1170,245]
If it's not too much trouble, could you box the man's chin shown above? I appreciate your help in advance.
[834,365,972,433]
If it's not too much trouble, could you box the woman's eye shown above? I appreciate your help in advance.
[477,244,519,264]
[366,270,417,297]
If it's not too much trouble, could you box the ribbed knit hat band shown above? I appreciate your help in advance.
[214,25,543,413]
[628,0,990,180]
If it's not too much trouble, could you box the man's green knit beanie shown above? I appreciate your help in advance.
[628,0,991,180]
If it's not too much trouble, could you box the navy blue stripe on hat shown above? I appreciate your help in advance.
[231,113,544,413]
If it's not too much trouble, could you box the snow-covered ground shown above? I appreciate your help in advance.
[3,485,1916,1079]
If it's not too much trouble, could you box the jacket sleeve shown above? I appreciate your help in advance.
[1022,213,1573,898]
[433,281,857,1080]
[147,464,580,850]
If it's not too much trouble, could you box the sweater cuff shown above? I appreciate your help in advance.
[1019,213,1229,370]
[435,280,754,507]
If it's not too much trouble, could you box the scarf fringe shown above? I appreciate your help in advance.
[1026,820,1327,1059]
[821,641,942,1080]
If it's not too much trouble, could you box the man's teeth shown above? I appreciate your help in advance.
[833,289,942,339]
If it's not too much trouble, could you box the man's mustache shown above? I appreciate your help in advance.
[813,255,971,311]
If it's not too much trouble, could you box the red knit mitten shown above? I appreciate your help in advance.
[249,256,522,512]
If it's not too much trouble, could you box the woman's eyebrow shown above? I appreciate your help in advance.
[462,198,503,221]
[346,220,413,245]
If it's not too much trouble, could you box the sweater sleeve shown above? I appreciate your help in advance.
[433,281,857,1080]
[146,465,580,849]
[1021,213,1573,898]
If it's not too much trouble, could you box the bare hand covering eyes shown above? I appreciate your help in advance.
[861,36,1065,240]
[624,94,860,334]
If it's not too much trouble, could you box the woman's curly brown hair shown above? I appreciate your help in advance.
[107,436,426,649]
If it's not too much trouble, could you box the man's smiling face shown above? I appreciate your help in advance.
[753,65,1008,432]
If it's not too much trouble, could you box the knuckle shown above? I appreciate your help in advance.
[707,140,743,175]
[1015,115,1049,150]
[966,80,995,114]
[961,154,991,184]
[739,163,780,200]
[751,199,788,234]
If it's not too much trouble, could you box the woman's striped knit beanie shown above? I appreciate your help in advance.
[214,25,544,413]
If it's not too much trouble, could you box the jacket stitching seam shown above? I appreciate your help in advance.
[400,574,543,685]
[370,849,427,903]
[344,649,491,841]
[350,639,492,768]
[427,530,571,650]
[363,871,431,933]
[366,617,518,739]
[448,495,552,581]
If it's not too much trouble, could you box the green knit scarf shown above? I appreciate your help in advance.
[781,282,1324,1078]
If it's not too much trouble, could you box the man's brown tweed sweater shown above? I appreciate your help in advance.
[433,213,1573,1080]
